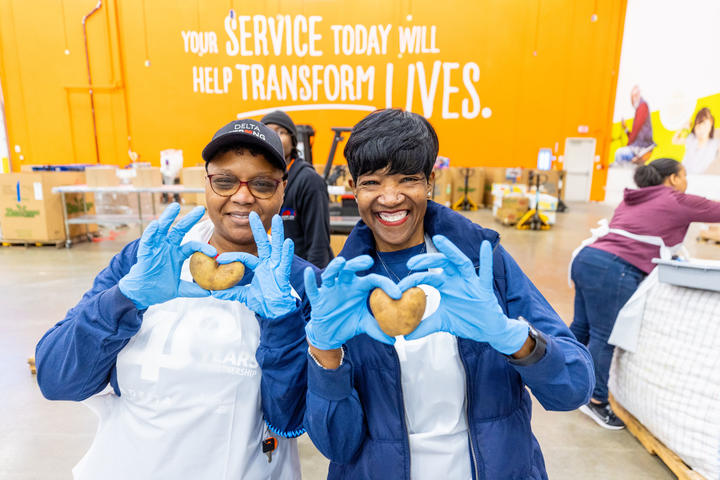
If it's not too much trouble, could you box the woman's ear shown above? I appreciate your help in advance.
[664,172,684,192]
[349,178,357,197]
[427,171,435,197]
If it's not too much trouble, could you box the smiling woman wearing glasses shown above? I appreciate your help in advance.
[35,119,316,479]
[204,143,287,255]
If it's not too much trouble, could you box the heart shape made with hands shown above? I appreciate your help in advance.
[189,252,245,290]
[369,287,427,337]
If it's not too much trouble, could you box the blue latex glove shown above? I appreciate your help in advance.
[211,212,297,318]
[304,256,403,350]
[118,203,217,310]
[398,236,529,355]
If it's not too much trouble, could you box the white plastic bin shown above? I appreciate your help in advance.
[652,258,720,293]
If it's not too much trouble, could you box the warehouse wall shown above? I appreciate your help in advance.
[0,0,627,200]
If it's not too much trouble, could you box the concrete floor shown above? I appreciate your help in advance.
[3,201,719,479]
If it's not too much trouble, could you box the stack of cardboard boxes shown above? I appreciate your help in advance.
[84,166,119,187]
[431,168,454,208]
[491,183,559,225]
[433,166,563,225]
[132,167,162,188]
[0,170,91,243]
[494,195,531,225]
[0,164,202,243]
[180,167,206,206]
[491,184,530,225]
[432,167,486,209]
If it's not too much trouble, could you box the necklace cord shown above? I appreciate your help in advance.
[375,243,427,283]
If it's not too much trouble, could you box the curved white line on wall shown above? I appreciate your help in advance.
[236,104,378,119]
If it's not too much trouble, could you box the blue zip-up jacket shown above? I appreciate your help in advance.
[304,201,594,479]
[35,237,318,437]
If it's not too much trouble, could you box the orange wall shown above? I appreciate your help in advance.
[0,0,626,200]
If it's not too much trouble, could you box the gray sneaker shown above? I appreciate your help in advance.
[579,402,625,430]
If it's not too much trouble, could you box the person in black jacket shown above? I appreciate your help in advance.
[262,110,333,268]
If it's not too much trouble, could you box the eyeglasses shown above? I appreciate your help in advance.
[206,174,282,199]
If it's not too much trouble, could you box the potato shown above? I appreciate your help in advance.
[189,252,245,291]
[369,287,426,337]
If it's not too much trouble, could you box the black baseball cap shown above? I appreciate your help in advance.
[201,119,286,171]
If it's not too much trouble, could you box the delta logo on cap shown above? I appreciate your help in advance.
[202,118,286,170]
[232,122,266,141]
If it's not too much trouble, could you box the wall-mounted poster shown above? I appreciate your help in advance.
[607,0,720,204]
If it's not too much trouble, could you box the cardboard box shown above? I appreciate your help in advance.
[493,194,529,226]
[85,166,119,186]
[491,183,528,209]
[0,171,95,242]
[494,208,523,226]
[482,167,510,207]
[180,167,206,206]
[132,167,162,188]
[450,167,485,209]
[431,168,453,207]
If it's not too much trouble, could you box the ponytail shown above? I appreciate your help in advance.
[633,158,681,188]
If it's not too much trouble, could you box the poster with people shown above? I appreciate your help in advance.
[671,107,720,175]
[606,1,720,206]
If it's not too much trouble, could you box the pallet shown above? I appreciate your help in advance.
[609,395,706,480]
[1,235,91,248]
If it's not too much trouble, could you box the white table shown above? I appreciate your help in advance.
[51,184,204,247]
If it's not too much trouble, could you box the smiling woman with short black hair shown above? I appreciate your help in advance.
[301,108,595,480]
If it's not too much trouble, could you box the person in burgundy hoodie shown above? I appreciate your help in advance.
[570,157,720,429]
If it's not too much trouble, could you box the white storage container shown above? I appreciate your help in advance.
[652,258,720,293]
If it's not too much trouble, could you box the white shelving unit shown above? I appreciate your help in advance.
[51,184,204,247]
[52,184,362,246]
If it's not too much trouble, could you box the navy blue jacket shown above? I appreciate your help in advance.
[35,238,317,437]
[304,201,594,479]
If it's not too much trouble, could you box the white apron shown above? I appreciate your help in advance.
[73,220,300,480]
[569,219,688,353]
[393,235,473,480]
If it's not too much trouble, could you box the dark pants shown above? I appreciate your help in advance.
[570,246,645,403]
